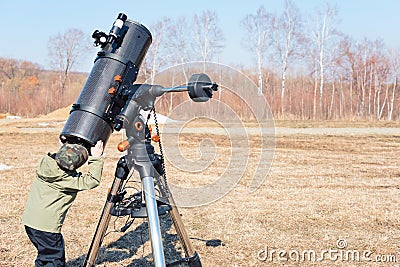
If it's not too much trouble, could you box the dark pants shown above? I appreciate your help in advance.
[25,225,65,267]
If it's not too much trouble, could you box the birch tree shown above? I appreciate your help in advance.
[144,18,172,84]
[388,48,399,120]
[168,16,193,82]
[193,10,225,69]
[270,0,302,114]
[162,16,194,112]
[308,4,340,118]
[242,6,271,96]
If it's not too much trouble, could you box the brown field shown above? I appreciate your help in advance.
[0,118,400,267]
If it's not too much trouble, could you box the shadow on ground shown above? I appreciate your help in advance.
[67,214,183,266]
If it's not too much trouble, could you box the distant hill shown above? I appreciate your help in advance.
[40,105,71,120]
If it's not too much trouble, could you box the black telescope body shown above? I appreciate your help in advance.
[60,14,152,148]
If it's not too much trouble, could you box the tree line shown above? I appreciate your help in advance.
[0,1,399,120]
[240,1,399,120]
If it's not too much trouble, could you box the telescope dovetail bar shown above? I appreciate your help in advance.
[59,13,218,267]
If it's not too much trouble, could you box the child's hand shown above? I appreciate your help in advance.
[91,140,104,158]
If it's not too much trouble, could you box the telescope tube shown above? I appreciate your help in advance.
[60,15,152,148]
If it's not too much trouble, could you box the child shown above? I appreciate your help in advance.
[22,140,104,267]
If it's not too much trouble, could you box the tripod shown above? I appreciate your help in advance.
[82,79,216,266]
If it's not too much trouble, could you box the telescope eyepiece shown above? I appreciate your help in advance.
[107,13,127,44]
[117,13,127,22]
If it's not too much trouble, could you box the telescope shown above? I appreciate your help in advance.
[60,13,218,267]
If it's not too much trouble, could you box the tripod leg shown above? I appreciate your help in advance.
[143,176,166,267]
[83,156,130,267]
[155,174,201,267]
[83,177,123,267]
[165,195,202,267]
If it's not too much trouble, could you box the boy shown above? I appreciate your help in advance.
[22,140,104,267]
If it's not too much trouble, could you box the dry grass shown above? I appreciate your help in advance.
[1,120,400,266]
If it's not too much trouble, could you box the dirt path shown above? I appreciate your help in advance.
[164,126,400,135]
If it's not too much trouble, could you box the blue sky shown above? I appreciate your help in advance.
[1,0,400,72]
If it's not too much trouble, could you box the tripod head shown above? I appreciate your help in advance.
[113,73,218,132]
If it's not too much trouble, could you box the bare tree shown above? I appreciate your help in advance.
[164,16,195,113]
[143,18,172,84]
[270,0,302,114]
[167,16,194,82]
[193,10,225,69]
[242,6,271,96]
[388,48,399,120]
[337,36,358,118]
[368,40,390,120]
[48,28,90,100]
[307,3,340,118]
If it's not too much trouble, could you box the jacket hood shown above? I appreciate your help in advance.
[36,154,66,182]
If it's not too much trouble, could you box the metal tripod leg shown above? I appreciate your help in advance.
[131,140,166,266]
[143,176,166,267]
[157,176,202,267]
[83,156,129,267]
[168,199,200,265]
[83,176,124,267]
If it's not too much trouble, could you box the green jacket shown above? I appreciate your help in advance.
[22,154,104,233]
